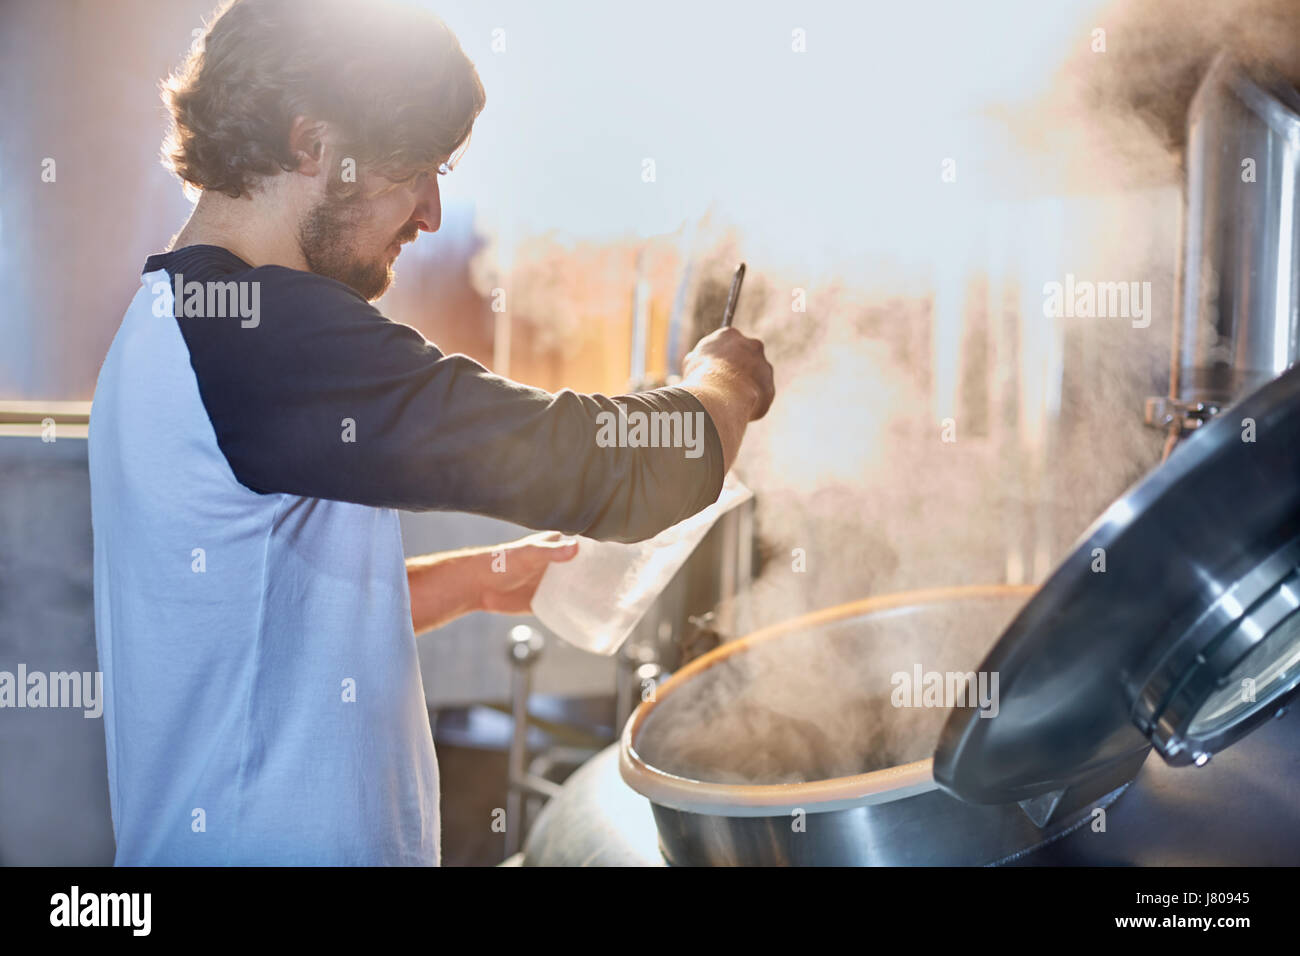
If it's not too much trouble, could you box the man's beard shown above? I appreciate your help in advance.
[298,193,397,301]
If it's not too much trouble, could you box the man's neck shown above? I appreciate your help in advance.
[170,190,308,272]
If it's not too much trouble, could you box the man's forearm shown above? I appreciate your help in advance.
[404,532,579,634]
[406,550,486,635]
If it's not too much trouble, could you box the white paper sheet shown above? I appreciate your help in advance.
[531,474,752,655]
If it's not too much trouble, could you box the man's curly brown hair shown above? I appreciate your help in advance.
[162,0,486,198]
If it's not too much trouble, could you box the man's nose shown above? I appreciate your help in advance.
[413,176,442,233]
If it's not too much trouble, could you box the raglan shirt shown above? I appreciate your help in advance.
[88,244,723,865]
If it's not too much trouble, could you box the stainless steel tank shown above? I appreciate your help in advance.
[615,586,1144,866]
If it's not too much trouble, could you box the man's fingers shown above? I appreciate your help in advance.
[498,533,579,566]
[534,539,578,562]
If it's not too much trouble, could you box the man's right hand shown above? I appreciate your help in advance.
[679,327,775,472]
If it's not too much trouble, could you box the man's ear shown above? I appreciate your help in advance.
[287,115,330,177]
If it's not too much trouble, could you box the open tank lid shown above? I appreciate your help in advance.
[933,363,1300,805]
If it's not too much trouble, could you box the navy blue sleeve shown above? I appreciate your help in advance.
[156,246,725,543]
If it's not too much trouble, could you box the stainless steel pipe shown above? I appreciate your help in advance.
[1150,54,1300,442]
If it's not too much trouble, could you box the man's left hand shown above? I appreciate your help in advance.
[406,531,579,633]
[475,531,578,614]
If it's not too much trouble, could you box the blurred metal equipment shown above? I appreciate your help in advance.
[1147,54,1300,449]
[503,625,560,856]
[0,404,114,865]
[614,641,658,733]
[678,612,725,665]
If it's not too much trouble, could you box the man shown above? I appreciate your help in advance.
[88,0,774,865]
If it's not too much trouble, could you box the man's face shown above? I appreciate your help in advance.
[297,167,443,300]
